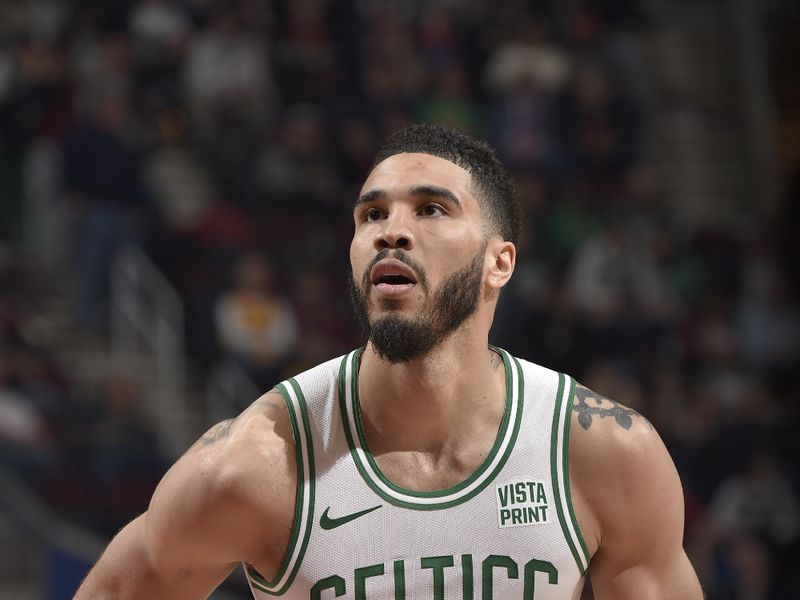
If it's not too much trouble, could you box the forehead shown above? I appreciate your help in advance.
[360,152,476,206]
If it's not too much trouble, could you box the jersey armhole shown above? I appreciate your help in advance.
[244,378,316,596]
[550,374,592,575]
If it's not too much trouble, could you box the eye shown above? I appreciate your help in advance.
[420,203,445,217]
[363,207,384,222]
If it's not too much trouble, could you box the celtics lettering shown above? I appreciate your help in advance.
[310,554,558,599]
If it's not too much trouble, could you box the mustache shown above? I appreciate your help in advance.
[361,249,429,293]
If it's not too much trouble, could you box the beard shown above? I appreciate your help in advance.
[348,243,486,363]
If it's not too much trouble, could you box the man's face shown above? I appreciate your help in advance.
[348,152,488,362]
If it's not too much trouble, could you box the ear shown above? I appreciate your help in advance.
[485,239,516,291]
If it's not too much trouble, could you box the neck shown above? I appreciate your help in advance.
[357,326,507,457]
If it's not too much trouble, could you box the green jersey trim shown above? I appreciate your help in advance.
[550,375,590,574]
[338,347,523,510]
[245,379,316,595]
[562,377,591,566]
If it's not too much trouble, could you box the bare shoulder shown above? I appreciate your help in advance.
[568,383,676,547]
[180,389,295,500]
[569,383,664,479]
[188,389,296,486]
[568,383,702,599]
[569,384,663,492]
[570,384,655,435]
[147,390,297,570]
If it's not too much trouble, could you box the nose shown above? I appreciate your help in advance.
[374,212,415,251]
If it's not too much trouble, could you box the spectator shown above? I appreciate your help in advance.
[252,103,341,217]
[143,107,214,231]
[556,60,641,176]
[711,454,799,544]
[128,0,191,103]
[737,262,800,376]
[415,3,463,69]
[334,114,379,187]
[0,349,52,472]
[60,92,148,330]
[214,252,299,390]
[484,20,568,172]
[290,269,356,369]
[484,19,571,97]
[566,219,675,324]
[88,374,165,536]
[416,61,483,135]
[182,5,274,141]
[129,0,190,67]
[273,0,343,103]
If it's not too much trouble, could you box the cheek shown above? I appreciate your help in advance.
[349,235,367,273]
[422,216,472,242]
[427,227,481,264]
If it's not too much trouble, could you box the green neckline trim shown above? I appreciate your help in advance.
[338,346,523,510]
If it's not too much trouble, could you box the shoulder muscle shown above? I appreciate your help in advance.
[568,384,702,599]
[146,391,297,571]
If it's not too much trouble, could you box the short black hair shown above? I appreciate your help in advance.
[374,124,521,245]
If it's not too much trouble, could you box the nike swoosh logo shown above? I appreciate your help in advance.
[320,504,382,530]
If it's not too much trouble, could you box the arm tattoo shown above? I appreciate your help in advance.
[491,351,502,371]
[198,418,235,446]
[573,385,653,431]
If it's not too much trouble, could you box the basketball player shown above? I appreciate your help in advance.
[75,125,703,599]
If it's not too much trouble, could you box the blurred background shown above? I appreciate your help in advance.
[0,0,798,598]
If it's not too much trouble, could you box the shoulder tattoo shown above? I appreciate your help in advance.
[572,384,653,431]
[197,418,235,447]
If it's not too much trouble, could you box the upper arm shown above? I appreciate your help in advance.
[569,385,703,600]
[75,392,296,599]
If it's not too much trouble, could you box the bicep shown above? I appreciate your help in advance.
[590,548,702,600]
[572,400,703,600]
[587,447,704,600]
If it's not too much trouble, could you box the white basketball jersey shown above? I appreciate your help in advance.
[244,347,591,599]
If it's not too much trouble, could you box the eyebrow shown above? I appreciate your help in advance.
[355,189,385,207]
[355,185,462,208]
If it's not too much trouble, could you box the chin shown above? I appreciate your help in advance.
[371,295,417,312]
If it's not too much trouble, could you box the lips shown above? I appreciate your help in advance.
[370,259,418,297]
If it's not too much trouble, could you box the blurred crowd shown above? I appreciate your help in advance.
[0,1,798,598]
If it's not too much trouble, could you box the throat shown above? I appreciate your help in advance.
[360,346,507,436]
[354,343,509,472]
[358,380,509,495]
[373,444,494,493]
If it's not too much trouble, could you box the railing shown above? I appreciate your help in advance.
[111,245,188,457]
[0,466,103,599]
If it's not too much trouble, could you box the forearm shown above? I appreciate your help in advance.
[76,515,176,599]
[74,514,232,600]
[75,408,288,599]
